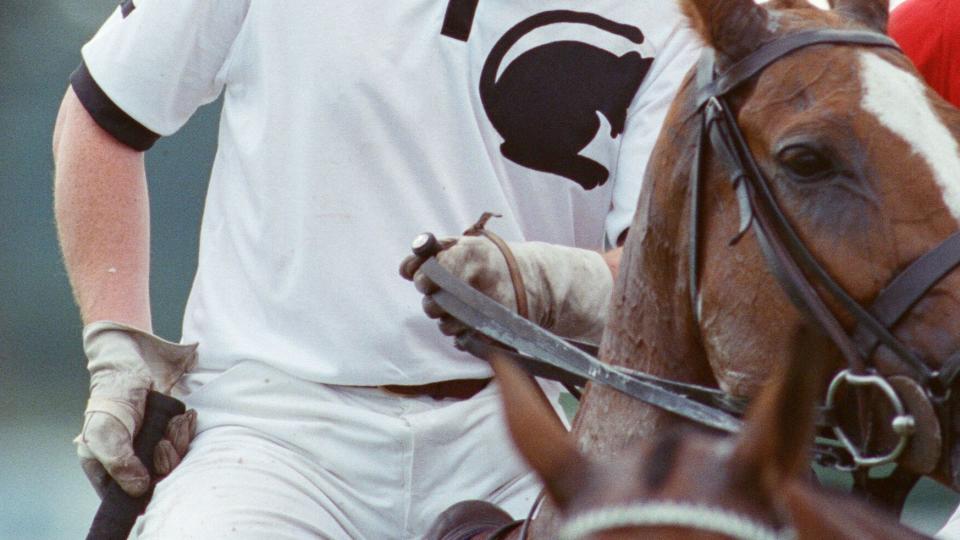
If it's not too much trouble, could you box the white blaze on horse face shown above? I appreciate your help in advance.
[859,51,960,222]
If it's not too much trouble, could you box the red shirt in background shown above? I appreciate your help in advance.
[889,0,960,108]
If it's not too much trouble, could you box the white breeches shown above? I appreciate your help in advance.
[131,361,553,539]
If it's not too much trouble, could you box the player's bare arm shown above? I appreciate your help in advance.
[53,86,152,330]
[53,86,197,499]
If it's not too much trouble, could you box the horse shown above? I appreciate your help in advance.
[430,0,960,536]
[557,0,960,534]
[489,328,930,539]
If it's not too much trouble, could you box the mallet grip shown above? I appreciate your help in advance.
[86,391,185,540]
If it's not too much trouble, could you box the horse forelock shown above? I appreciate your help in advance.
[858,50,960,224]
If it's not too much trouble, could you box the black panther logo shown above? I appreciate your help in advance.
[480,11,653,190]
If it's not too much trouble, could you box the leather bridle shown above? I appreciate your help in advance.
[688,29,960,479]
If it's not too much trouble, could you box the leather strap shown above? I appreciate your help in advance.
[381,378,491,400]
[463,212,531,320]
[695,30,899,109]
[460,212,567,432]
[853,230,960,360]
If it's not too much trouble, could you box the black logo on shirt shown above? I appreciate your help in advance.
[480,11,653,190]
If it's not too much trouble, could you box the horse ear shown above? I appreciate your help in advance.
[490,355,587,510]
[730,326,829,490]
[831,0,890,33]
[679,0,776,63]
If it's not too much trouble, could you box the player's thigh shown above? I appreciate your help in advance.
[131,426,354,540]
[408,381,551,531]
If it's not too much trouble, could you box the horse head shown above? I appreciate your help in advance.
[573,0,960,498]
[495,328,928,539]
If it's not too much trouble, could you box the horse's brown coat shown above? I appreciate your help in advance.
[525,0,960,535]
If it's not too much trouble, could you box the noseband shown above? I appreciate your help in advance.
[689,29,960,474]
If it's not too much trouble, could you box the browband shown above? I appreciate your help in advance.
[695,29,900,107]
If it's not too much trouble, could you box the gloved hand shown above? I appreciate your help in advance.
[75,321,198,498]
[400,236,613,344]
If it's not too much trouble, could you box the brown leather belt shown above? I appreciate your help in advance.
[381,378,492,400]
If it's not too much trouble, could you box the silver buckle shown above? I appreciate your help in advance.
[824,369,916,468]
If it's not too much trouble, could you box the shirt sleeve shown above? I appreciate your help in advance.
[70,0,250,150]
[605,17,701,246]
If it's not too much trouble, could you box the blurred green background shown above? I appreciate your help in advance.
[0,1,956,539]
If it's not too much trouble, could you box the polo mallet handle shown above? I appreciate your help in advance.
[86,391,185,540]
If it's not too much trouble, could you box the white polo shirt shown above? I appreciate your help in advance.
[74,0,700,385]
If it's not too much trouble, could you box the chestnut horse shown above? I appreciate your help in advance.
[555,0,960,535]
[430,0,960,537]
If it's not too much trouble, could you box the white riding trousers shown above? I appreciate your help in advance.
[131,361,551,539]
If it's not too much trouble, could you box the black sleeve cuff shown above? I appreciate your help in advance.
[70,61,160,151]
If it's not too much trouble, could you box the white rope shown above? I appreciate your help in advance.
[557,501,796,540]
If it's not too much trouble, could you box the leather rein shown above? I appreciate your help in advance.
[688,29,960,490]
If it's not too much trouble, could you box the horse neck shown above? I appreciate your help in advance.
[524,81,717,540]
[784,481,929,539]
[571,83,716,454]
[602,87,711,380]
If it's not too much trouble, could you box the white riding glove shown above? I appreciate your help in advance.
[400,236,613,345]
[75,321,198,498]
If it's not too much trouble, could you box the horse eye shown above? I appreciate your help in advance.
[777,145,834,181]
